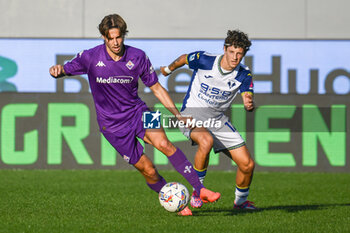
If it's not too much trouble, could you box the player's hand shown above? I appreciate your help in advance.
[243,92,255,112]
[49,65,65,78]
[160,66,171,76]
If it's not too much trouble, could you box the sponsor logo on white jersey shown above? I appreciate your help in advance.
[96,61,106,67]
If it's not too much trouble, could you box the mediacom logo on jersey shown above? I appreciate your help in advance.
[96,76,133,84]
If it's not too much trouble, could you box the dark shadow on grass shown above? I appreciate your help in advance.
[191,203,350,216]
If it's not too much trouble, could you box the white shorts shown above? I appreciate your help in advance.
[179,109,245,153]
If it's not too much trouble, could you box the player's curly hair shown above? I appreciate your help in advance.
[98,14,129,38]
[224,30,252,54]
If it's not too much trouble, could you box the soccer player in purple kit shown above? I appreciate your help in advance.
[49,14,220,216]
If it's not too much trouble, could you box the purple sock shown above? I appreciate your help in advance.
[168,148,204,194]
[147,176,167,193]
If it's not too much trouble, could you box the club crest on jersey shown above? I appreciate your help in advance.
[227,81,236,89]
[126,60,135,70]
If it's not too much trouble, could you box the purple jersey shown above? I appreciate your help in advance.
[64,44,158,134]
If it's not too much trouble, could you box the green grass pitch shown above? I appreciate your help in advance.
[0,170,349,233]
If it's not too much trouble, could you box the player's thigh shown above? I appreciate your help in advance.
[143,127,166,144]
[143,127,176,155]
[190,127,213,150]
[103,131,143,165]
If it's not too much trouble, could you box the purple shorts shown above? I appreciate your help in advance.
[102,117,146,165]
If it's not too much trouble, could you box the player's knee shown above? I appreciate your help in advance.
[249,159,255,172]
[240,158,255,174]
[143,165,158,180]
[156,138,174,154]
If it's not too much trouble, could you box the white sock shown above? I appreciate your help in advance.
[235,186,249,205]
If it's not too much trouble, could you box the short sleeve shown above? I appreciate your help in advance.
[186,51,205,70]
[63,50,90,76]
[187,51,216,71]
[139,54,158,87]
[239,71,254,94]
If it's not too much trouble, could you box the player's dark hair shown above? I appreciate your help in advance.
[224,30,251,54]
[98,14,128,38]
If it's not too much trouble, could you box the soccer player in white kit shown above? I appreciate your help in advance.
[161,30,257,209]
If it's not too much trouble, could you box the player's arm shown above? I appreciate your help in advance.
[240,71,254,112]
[242,92,254,112]
[50,50,89,78]
[149,82,182,117]
[149,82,191,123]
[49,65,67,79]
[160,54,188,76]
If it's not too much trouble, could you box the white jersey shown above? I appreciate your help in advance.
[181,51,253,120]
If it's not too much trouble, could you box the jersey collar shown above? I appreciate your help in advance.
[104,44,127,61]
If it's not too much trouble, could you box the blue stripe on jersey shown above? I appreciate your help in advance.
[225,121,236,132]
[181,69,197,111]
[182,51,217,111]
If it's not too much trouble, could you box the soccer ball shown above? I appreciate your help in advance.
[159,182,189,212]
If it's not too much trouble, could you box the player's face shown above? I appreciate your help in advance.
[223,46,245,70]
[103,28,125,57]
